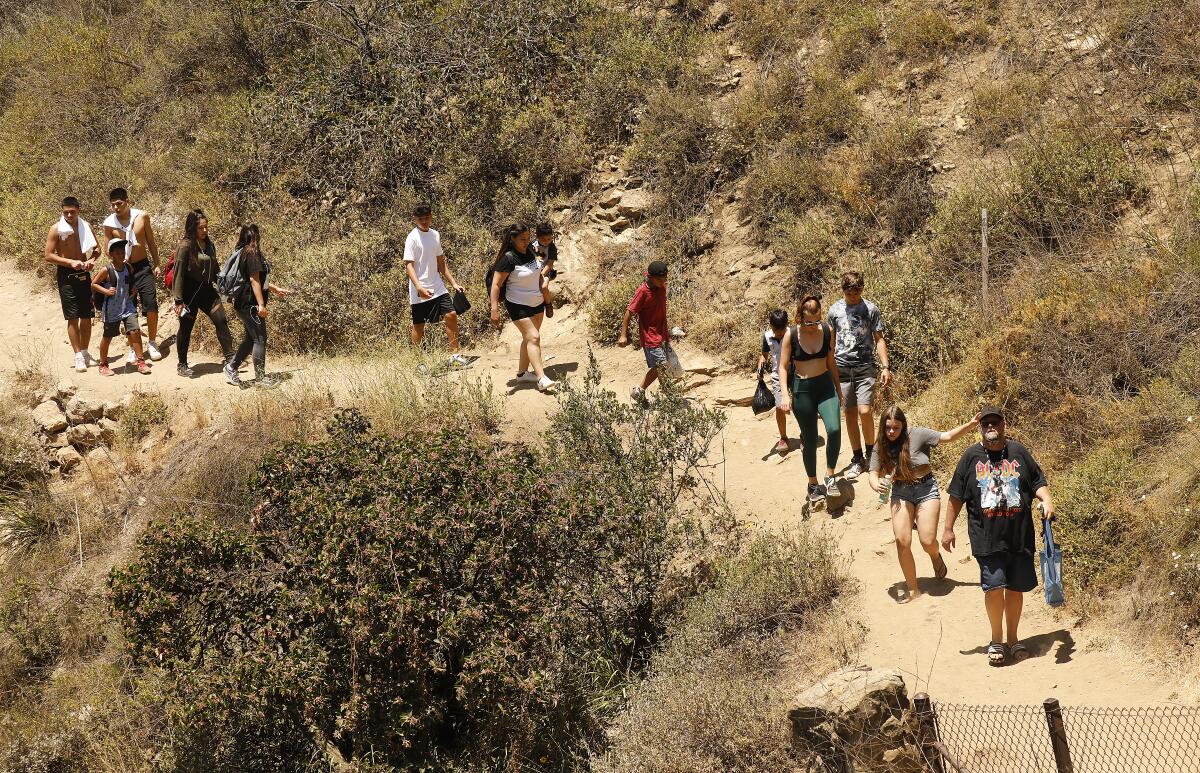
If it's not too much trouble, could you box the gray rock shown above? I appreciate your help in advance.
[65,396,104,425]
[55,379,77,403]
[102,400,126,420]
[616,188,649,219]
[98,418,120,443]
[67,423,104,448]
[56,446,82,472]
[85,447,110,467]
[33,400,68,433]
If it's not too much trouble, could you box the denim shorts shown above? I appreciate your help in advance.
[643,342,681,373]
[890,475,940,505]
[977,551,1038,593]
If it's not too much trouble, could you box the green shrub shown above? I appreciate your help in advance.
[839,120,933,239]
[768,212,841,295]
[929,173,1020,274]
[1055,443,1140,591]
[631,83,725,218]
[111,367,732,769]
[589,272,647,345]
[598,530,851,773]
[118,394,169,442]
[829,4,884,72]
[797,70,863,147]
[1011,125,1141,245]
[970,77,1046,146]
[888,1,958,60]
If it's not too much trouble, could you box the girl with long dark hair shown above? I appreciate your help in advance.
[229,223,290,388]
[170,209,236,382]
[488,223,555,392]
[869,405,979,603]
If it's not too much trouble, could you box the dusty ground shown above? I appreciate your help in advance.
[3,259,1192,710]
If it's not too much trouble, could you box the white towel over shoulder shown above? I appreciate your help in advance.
[102,208,144,247]
[56,216,97,255]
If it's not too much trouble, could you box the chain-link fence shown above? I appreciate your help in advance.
[929,698,1200,773]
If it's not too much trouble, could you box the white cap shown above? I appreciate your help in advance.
[107,238,128,252]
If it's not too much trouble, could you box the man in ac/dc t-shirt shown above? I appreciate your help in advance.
[943,404,1056,667]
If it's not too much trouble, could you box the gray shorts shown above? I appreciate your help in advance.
[769,373,784,407]
[102,314,140,339]
[643,342,682,374]
[890,475,940,505]
[839,365,876,408]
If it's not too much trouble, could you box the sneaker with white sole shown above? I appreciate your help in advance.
[537,375,556,392]
[824,475,840,494]
[74,352,87,372]
[808,483,827,503]
[630,386,646,402]
[844,459,864,479]
[255,373,281,389]
[126,350,137,365]
[146,341,163,361]
[223,362,242,387]
[448,353,470,368]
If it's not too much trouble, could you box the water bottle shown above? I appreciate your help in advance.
[878,476,892,504]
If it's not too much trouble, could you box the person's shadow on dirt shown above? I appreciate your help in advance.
[886,577,976,601]
[959,629,1076,664]
[505,361,580,393]
[762,435,824,461]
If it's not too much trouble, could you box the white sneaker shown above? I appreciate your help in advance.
[630,386,646,402]
[518,371,538,383]
[845,459,864,479]
[537,375,556,392]
[126,350,137,365]
[448,353,469,368]
[74,352,87,372]
[146,341,163,361]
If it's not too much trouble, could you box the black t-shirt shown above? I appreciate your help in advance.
[947,440,1048,557]
[236,250,270,309]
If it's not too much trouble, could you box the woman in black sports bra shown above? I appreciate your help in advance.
[777,293,845,503]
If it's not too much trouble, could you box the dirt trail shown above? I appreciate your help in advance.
[3,261,1190,708]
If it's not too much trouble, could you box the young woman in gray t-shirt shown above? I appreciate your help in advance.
[868,406,979,603]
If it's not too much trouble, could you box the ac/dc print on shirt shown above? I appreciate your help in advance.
[948,440,1047,557]
[976,458,1023,518]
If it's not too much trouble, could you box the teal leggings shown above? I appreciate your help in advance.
[791,371,842,479]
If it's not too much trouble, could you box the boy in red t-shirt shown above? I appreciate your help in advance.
[618,260,681,401]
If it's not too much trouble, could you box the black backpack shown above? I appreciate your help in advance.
[484,259,508,300]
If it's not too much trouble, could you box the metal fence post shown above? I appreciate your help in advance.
[1043,698,1075,773]
[914,694,946,773]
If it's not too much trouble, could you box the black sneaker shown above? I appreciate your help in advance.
[177,364,194,377]
[808,483,827,503]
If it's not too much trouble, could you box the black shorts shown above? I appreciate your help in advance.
[57,275,95,320]
[977,551,1038,593]
[505,300,545,322]
[411,293,454,325]
[128,259,158,314]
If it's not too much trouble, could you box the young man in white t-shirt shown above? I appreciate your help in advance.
[405,204,466,365]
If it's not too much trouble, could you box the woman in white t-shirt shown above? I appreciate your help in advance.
[868,405,979,603]
[489,224,555,392]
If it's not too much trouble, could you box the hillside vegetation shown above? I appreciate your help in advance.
[4,0,1200,769]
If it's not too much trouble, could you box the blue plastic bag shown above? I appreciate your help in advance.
[1040,518,1065,607]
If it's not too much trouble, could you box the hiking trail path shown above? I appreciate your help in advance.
[1,257,1189,709]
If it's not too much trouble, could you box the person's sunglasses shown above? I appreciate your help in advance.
[980,418,1003,427]
[800,320,822,326]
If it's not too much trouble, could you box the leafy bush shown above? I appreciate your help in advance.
[837,120,933,239]
[888,1,958,60]
[970,77,1046,146]
[630,83,725,218]
[829,5,884,72]
[929,173,1020,274]
[117,394,169,442]
[1055,444,1140,592]
[597,530,853,773]
[589,272,647,345]
[798,70,863,147]
[111,364,732,769]
[730,0,830,59]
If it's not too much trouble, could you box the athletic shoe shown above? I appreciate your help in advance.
[136,359,151,375]
[537,375,556,393]
[98,363,114,377]
[74,352,87,372]
[224,362,242,387]
[177,364,194,377]
[146,341,163,361]
[82,351,97,367]
[808,483,827,503]
[630,386,646,402]
[824,475,840,494]
[448,353,470,368]
[255,374,281,389]
[416,363,430,375]
[845,459,864,479]
[126,349,137,365]
[774,438,789,453]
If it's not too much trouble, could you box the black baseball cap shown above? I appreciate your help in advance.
[647,260,668,277]
[979,405,1005,422]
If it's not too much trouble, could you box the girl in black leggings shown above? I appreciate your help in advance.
[230,223,290,388]
[171,209,236,382]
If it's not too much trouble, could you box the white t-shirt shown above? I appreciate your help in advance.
[494,250,543,307]
[404,226,448,305]
[102,208,145,248]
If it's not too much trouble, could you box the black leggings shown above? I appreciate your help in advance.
[233,305,268,375]
[177,284,234,367]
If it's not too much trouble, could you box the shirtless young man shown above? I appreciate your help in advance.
[103,188,163,361]
[44,196,99,372]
